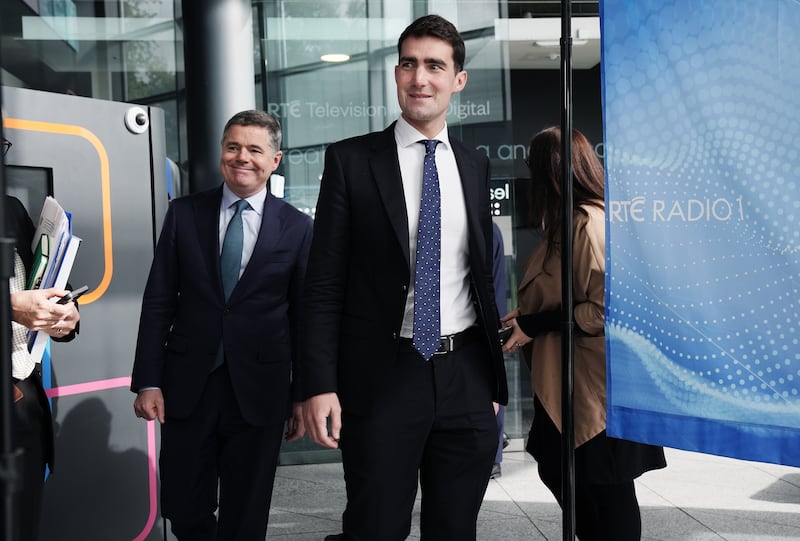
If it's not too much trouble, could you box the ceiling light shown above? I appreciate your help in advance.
[320,53,350,63]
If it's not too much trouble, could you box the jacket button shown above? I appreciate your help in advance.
[402,284,408,291]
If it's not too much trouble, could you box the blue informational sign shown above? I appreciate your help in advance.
[600,0,800,466]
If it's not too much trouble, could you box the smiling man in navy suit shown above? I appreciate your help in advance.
[302,15,508,541]
[131,110,312,540]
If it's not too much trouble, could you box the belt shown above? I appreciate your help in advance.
[399,326,480,355]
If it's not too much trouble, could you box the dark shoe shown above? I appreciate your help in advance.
[490,463,502,479]
[324,535,345,541]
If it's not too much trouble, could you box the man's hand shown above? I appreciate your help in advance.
[303,392,341,449]
[285,402,306,442]
[134,389,166,424]
[11,287,79,336]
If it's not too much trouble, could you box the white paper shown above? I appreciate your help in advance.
[27,196,81,363]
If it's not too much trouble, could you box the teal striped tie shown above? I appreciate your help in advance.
[220,199,249,300]
[213,198,249,371]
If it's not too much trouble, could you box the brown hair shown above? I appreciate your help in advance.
[527,126,605,261]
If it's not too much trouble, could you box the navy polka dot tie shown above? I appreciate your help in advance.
[413,140,441,360]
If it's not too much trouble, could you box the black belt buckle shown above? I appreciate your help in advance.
[434,328,477,355]
[434,333,457,355]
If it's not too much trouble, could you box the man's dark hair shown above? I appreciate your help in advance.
[397,14,466,73]
[221,109,282,152]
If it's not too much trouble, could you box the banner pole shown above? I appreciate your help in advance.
[559,1,576,540]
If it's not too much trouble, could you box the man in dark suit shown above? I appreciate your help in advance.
[302,15,508,541]
[131,110,312,540]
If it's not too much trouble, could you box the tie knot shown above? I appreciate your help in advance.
[231,199,250,213]
[420,139,440,155]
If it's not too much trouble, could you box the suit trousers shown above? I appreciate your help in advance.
[339,336,498,541]
[4,370,50,541]
[159,364,284,541]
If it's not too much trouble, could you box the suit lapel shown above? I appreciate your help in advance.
[452,139,487,266]
[236,192,280,295]
[370,123,411,266]
[195,187,224,294]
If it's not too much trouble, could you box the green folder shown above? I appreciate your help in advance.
[27,233,49,290]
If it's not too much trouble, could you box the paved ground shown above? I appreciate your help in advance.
[267,445,800,540]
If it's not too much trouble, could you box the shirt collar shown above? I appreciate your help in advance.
[221,184,267,216]
[394,116,451,151]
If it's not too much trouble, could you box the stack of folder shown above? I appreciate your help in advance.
[27,196,82,363]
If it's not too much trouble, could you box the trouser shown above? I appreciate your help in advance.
[339,337,498,541]
[5,369,50,541]
[159,365,284,541]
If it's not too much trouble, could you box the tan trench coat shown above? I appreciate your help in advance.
[518,203,607,447]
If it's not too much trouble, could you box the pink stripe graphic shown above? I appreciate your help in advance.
[46,376,159,540]
[45,376,131,398]
[133,421,159,541]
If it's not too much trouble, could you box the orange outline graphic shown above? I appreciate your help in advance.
[3,117,113,304]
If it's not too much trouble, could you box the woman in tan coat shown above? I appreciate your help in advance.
[501,127,665,540]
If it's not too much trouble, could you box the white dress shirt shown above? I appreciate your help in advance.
[395,117,477,338]
[218,184,266,278]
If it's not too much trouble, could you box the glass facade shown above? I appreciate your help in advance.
[1,0,602,463]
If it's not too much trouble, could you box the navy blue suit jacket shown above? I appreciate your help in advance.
[131,186,312,426]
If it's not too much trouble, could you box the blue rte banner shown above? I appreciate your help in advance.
[600,0,800,466]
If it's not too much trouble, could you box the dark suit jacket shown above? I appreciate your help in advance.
[301,123,508,411]
[131,186,312,426]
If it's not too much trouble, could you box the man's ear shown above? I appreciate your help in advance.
[454,70,468,93]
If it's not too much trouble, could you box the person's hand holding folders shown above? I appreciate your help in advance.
[25,195,83,357]
[10,287,81,338]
